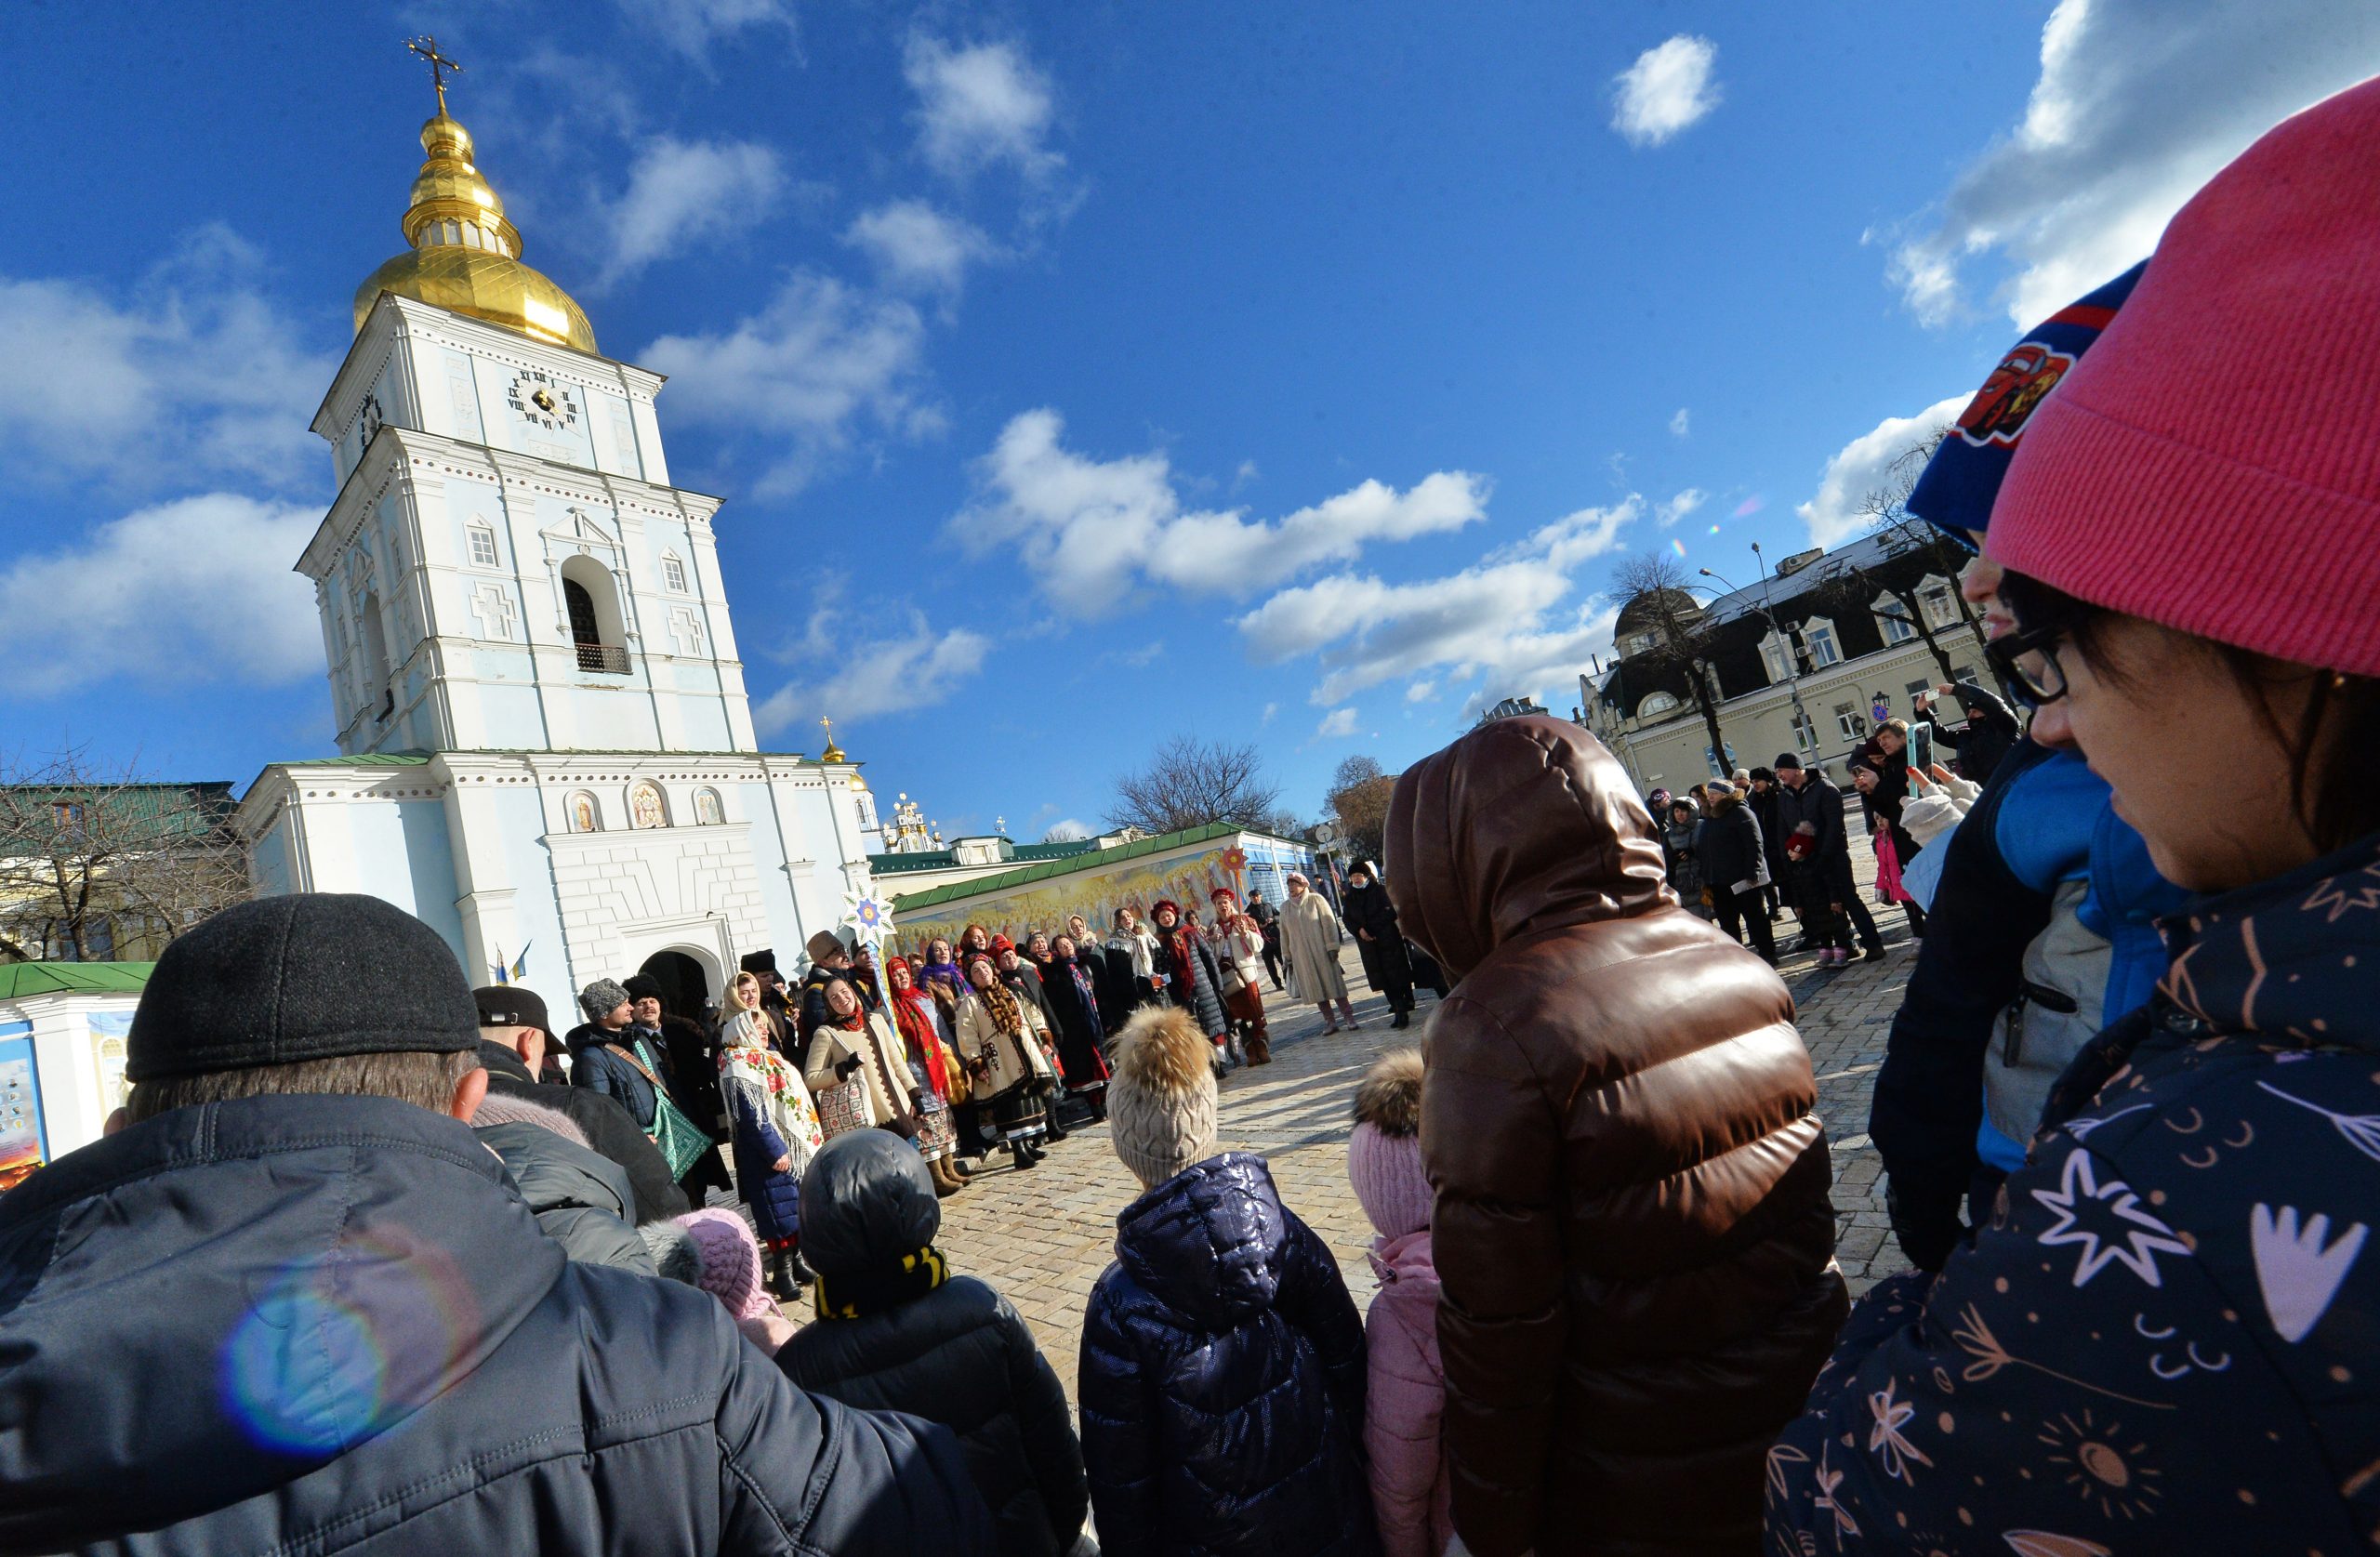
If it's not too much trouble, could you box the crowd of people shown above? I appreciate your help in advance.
[6,74,2379,1557]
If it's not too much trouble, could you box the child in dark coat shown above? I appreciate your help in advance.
[1078,1007,1378,1557]
[778,1131,1087,1557]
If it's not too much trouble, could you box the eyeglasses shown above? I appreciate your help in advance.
[1985,622,2070,706]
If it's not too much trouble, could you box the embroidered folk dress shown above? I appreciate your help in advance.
[718,1010,826,1248]
[1765,829,2380,1557]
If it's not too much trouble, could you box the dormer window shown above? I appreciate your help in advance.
[1803,617,1843,669]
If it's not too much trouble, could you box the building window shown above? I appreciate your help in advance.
[661,551,688,593]
[1760,631,1794,684]
[52,801,84,830]
[1790,708,1818,751]
[1637,691,1680,718]
[1835,702,1867,742]
[561,557,629,675]
[1622,632,1655,657]
[468,524,498,568]
[1804,618,1842,669]
[694,787,724,825]
[628,783,668,830]
[1875,595,1917,645]
[567,791,601,833]
[1906,679,1933,710]
[1919,577,1958,629]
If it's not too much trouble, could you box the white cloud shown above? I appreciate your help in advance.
[1043,819,1091,842]
[595,138,786,290]
[1655,488,1707,530]
[642,272,932,495]
[1797,395,1966,548]
[1237,497,1639,708]
[905,35,1064,183]
[1316,708,1359,739]
[1884,0,2380,326]
[0,226,330,493]
[1612,35,1721,148]
[843,200,997,294]
[1261,701,1278,724]
[0,494,321,696]
[754,608,990,732]
[1669,407,1691,438]
[613,0,796,61]
[952,408,1489,611]
[1404,680,1436,704]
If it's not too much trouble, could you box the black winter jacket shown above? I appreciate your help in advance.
[1921,679,2021,785]
[784,1280,1088,1557]
[0,1094,993,1556]
[567,1023,658,1128]
[1080,1153,1378,1557]
[480,1040,683,1223]
[1693,793,1768,894]
[1769,829,2380,1555]
[1747,783,1790,879]
[1865,740,2060,1270]
[474,1110,655,1274]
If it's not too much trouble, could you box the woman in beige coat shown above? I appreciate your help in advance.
[1278,871,1358,1033]
[953,956,1053,1167]
[801,977,920,1136]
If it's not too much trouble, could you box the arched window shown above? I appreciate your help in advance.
[560,556,628,674]
[629,783,668,829]
[694,787,724,825]
[358,592,393,720]
[567,791,602,833]
[1637,691,1681,718]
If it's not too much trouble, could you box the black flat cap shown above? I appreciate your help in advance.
[474,984,551,1035]
[128,893,480,1083]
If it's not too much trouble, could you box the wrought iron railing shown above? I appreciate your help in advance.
[575,641,630,675]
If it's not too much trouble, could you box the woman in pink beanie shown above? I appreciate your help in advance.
[1769,75,2380,1557]
[1348,1048,1450,1557]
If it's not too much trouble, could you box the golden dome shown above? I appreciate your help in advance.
[353,109,597,354]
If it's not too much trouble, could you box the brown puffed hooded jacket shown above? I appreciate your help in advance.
[1385,717,1845,1557]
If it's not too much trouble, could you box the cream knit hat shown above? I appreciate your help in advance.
[1107,1006,1220,1188]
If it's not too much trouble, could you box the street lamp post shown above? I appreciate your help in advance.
[1700,544,1814,761]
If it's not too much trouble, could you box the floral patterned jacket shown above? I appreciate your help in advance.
[1765,830,2380,1556]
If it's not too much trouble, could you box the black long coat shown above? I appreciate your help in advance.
[1341,880,1414,1006]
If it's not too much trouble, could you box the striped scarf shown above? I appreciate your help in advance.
[813,1244,949,1320]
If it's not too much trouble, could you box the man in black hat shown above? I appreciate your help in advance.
[476,984,683,1224]
[0,893,991,1555]
[1774,751,1886,965]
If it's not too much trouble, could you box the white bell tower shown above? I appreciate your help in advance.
[295,84,757,758]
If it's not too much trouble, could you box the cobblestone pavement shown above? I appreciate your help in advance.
[771,874,1920,1398]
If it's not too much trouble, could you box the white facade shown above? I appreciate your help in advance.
[237,292,876,1015]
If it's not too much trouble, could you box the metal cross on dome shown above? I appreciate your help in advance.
[406,36,462,112]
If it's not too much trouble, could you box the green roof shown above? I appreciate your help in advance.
[869,838,1097,875]
[0,961,154,1001]
[890,822,1254,913]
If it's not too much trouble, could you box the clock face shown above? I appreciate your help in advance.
[506,369,578,433]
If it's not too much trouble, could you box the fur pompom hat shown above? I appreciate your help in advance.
[1348,1046,1432,1241]
[1107,1005,1220,1188]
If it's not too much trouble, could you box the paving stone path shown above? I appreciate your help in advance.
[768,864,1921,1399]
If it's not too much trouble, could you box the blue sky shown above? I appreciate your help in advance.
[5,2,2375,840]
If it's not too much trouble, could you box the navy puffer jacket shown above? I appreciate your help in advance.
[1079,1152,1378,1557]
[0,1093,992,1555]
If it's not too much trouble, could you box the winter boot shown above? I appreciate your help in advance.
[784,1249,815,1290]
[763,1250,799,1302]
[1245,1027,1271,1065]
[930,1155,964,1196]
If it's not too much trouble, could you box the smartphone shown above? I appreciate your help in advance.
[1910,721,1936,774]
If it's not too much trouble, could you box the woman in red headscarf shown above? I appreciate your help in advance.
[883,956,967,1195]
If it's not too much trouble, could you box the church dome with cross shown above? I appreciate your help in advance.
[352,42,597,355]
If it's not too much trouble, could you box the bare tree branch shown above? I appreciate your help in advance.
[1104,737,1284,837]
[1609,552,1732,772]
[0,748,250,963]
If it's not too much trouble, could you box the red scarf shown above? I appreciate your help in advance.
[884,957,951,1097]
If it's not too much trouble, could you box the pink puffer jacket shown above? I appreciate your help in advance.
[1364,1230,1452,1557]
